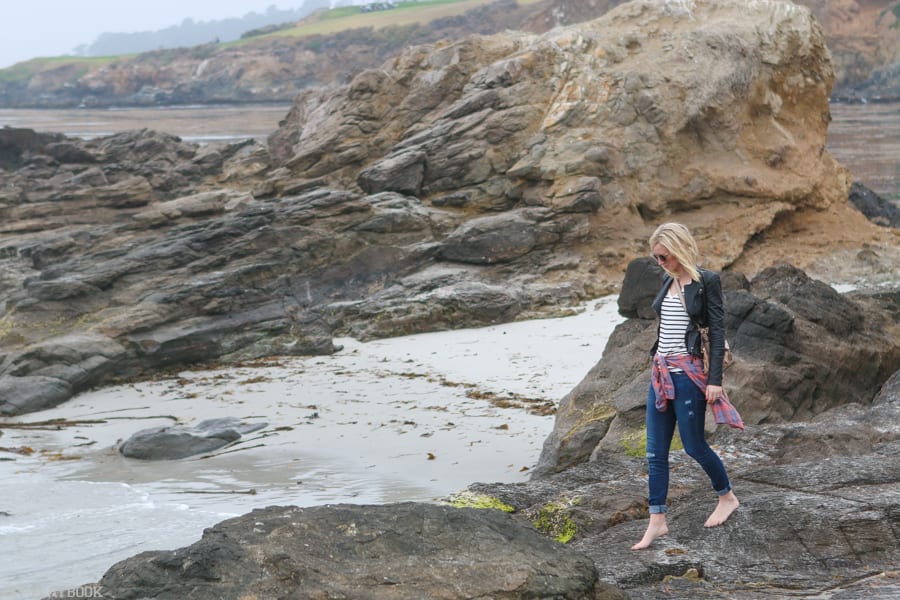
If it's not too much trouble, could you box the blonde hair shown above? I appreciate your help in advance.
[649,222,700,282]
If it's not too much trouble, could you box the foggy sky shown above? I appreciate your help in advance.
[0,1,320,69]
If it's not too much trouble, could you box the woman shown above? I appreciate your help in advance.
[632,222,743,551]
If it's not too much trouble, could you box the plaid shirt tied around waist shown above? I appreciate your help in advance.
[651,353,744,431]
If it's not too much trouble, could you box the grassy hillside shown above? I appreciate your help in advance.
[0,56,119,85]
[252,0,543,40]
[1,0,541,75]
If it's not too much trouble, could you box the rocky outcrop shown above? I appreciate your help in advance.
[474,420,900,597]
[2,0,897,416]
[462,368,900,598]
[60,503,627,600]
[536,261,900,474]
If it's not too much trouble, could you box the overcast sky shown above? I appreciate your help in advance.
[0,1,308,69]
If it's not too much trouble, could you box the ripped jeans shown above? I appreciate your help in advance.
[645,371,732,514]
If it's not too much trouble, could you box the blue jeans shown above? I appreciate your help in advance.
[645,372,732,514]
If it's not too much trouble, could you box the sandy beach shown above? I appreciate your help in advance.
[1,296,624,599]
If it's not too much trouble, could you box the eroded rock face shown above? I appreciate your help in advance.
[270,0,891,288]
[78,503,627,600]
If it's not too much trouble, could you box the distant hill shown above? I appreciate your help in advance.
[74,1,331,57]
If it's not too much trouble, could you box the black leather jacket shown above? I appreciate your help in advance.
[649,268,727,386]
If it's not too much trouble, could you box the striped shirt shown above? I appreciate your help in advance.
[657,292,690,371]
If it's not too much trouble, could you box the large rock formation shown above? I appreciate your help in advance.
[1,0,896,416]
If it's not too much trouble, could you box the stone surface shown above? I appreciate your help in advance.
[849,181,900,228]
[119,417,268,460]
[472,381,900,599]
[82,503,628,600]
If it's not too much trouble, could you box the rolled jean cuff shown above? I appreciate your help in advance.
[716,483,733,497]
[649,504,667,514]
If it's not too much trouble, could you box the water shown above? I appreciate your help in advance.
[0,104,291,144]
[827,102,900,205]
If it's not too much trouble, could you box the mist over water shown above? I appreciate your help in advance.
[0,104,291,145]
[827,102,900,206]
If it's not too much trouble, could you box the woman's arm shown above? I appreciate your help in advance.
[703,270,727,387]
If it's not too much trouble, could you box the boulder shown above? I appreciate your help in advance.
[119,417,268,460]
[0,334,127,414]
[849,181,900,228]
[81,503,627,600]
[616,258,662,320]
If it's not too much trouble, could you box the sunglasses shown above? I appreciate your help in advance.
[652,253,670,263]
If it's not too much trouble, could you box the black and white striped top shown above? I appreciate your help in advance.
[658,292,691,371]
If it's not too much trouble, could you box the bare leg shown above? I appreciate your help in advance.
[631,512,668,550]
[704,491,740,527]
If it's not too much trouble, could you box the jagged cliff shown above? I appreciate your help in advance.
[1,0,898,107]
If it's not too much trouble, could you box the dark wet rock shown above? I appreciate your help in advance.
[616,258,663,320]
[119,417,268,460]
[0,128,65,169]
[472,390,900,599]
[849,181,900,228]
[85,503,628,600]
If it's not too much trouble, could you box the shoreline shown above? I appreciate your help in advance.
[1,296,624,600]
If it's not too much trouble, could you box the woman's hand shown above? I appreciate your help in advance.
[706,384,723,403]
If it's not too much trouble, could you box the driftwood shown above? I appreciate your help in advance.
[0,415,178,430]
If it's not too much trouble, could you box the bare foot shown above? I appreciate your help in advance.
[704,491,739,527]
[631,514,668,550]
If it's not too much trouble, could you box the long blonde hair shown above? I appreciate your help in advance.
[649,222,700,282]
